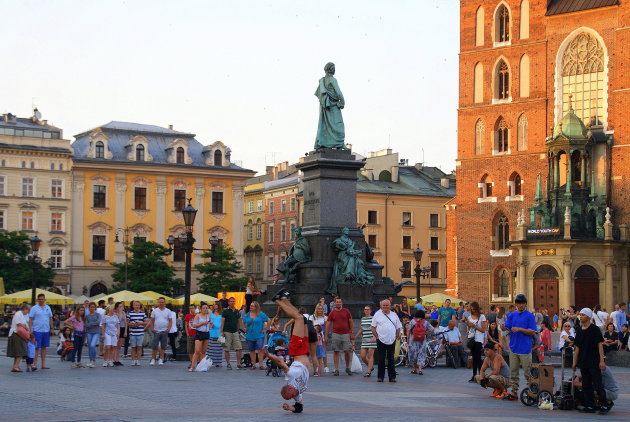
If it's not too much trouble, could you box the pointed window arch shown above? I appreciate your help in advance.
[479,174,493,198]
[496,60,510,100]
[495,4,510,43]
[519,54,530,98]
[474,62,484,103]
[520,0,529,39]
[494,117,509,153]
[475,7,485,46]
[509,172,522,196]
[495,268,510,297]
[496,214,510,250]
[475,119,485,155]
[560,32,606,125]
[517,114,528,151]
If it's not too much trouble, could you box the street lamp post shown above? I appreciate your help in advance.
[29,236,42,305]
[114,227,132,289]
[166,199,197,312]
[413,244,431,303]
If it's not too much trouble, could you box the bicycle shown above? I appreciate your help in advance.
[394,334,409,367]
[424,332,457,368]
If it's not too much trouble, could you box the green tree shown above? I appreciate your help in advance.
[111,241,181,295]
[0,231,54,292]
[196,243,247,295]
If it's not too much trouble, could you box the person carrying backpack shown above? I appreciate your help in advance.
[406,310,433,375]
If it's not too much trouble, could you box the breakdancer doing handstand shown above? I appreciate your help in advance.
[265,288,311,413]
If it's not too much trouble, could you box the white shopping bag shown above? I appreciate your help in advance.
[351,351,363,373]
[195,356,212,372]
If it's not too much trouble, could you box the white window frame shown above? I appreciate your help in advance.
[256,200,263,212]
[20,210,35,230]
[0,175,5,196]
[248,200,254,213]
[0,209,5,230]
[50,248,63,269]
[51,179,63,198]
[247,225,253,241]
[50,212,63,232]
[22,177,35,197]
[280,223,286,241]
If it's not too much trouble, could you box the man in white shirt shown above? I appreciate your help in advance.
[167,308,179,361]
[370,299,402,383]
[437,320,467,368]
[148,298,172,365]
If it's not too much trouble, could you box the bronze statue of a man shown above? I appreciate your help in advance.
[314,62,346,150]
[276,226,311,283]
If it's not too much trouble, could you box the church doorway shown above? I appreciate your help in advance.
[89,282,108,297]
[574,265,599,310]
[533,265,559,316]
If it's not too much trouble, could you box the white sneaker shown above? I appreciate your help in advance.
[71,363,79,368]
[108,361,115,367]
[158,359,164,366]
[149,359,156,366]
[136,360,141,366]
[324,367,330,373]
[103,361,109,367]
[87,361,95,368]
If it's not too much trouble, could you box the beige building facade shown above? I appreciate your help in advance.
[0,110,73,292]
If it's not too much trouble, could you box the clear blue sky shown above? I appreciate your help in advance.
[1,0,460,174]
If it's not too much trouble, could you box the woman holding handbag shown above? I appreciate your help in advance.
[465,301,487,383]
[7,303,31,372]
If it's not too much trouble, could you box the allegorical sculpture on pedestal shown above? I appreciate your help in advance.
[276,226,311,283]
[314,62,346,150]
[327,227,375,296]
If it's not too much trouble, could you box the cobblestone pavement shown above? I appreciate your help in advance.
[1,338,629,421]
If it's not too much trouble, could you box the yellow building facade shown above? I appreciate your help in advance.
[70,122,254,296]
[356,150,455,298]
[243,181,265,281]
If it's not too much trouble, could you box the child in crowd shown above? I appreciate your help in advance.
[314,325,325,376]
[26,334,37,372]
[274,338,288,363]
[58,327,74,361]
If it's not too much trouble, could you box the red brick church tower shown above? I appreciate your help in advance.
[447,0,630,311]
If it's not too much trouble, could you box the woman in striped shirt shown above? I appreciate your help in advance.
[207,302,224,368]
[127,300,148,366]
[355,304,376,377]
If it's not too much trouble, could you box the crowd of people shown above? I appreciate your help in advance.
[5,290,628,415]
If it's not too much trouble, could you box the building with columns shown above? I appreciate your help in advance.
[0,110,73,293]
[70,121,254,296]
[447,0,629,311]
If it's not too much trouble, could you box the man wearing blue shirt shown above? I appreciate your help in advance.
[28,293,54,370]
[414,298,425,312]
[614,303,627,334]
[501,294,536,401]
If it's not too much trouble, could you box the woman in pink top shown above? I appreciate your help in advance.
[64,307,86,368]
[540,320,552,352]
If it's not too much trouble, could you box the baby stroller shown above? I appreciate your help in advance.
[265,331,290,377]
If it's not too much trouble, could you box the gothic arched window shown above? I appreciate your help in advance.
[496,60,510,100]
[495,4,510,43]
[496,268,510,297]
[475,119,485,155]
[496,215,509,250]
[561,32,605,125]
[495,118,509,153]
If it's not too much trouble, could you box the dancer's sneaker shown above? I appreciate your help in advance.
[271,288,292,302]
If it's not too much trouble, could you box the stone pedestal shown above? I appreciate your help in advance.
[264,149,398,318]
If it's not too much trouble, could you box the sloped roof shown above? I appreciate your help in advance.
[546,0,618,16]
[357,166,455,198]
[0,116,62,133]
[72,121,249,171]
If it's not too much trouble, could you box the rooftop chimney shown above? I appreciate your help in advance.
[441,178,450,188]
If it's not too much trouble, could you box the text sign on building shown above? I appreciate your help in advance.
[527,228,561,236]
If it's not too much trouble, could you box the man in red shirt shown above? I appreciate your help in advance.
[183,305,197,365]
[325,298,355,376]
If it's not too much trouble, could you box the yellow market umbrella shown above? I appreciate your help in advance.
[0,288,75,305]
[140,291,175,303]
[104,290,155,305]
[174,292,218,306]
[420,292,461,308]
[90,293,106,301]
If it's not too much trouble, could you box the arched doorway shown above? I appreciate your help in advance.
[48,287,62,294]
[533,265,559,316]
[89,282,108,297]
[575,265,599,310]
